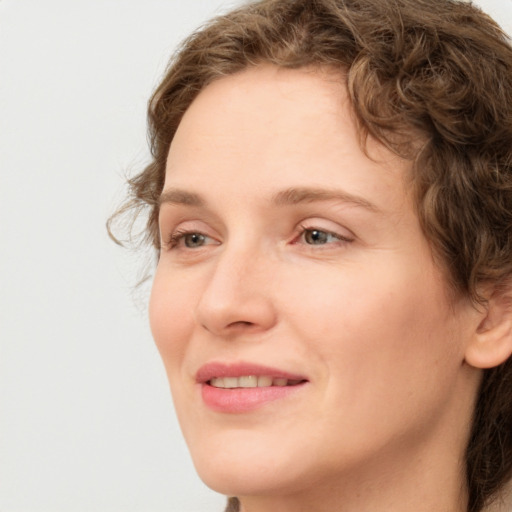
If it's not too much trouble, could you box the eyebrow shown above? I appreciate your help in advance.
[158,189,205,207]
[158,186,380,212]
[271,187,380,212]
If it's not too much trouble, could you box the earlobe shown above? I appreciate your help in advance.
[465,286,512,369]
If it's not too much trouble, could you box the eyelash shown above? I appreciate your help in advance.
[164,225,352,250]
[295,224,353,246]
[165,229,213,249]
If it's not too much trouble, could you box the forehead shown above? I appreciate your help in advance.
[165,65,410,213]
[170,66,347,161]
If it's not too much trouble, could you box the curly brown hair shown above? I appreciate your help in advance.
[109,1,512,511]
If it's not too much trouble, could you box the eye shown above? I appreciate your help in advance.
[166,229,218,249]
[303,229,337,245]
[295,225,353,246]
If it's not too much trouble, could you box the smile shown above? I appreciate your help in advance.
[209,376,305,388]
[198,362,308,413]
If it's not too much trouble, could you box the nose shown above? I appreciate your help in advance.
[195,243,277,337]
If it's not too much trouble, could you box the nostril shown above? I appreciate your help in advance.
[228,321,254,328]
[196,287,277,335]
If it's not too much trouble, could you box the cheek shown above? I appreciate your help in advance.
[281,258,461,402]
[149,265,198,366]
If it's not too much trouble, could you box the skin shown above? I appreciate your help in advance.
[149,65,486,512]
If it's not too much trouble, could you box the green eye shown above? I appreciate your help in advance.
[183,233,206,248]
[167,230,215,249]
[303,229,338,245]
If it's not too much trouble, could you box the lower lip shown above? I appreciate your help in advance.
[201,382,306,413]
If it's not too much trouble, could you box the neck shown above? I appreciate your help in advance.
[236,447,468,512]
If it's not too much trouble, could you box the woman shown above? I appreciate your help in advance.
[110,0,512,511]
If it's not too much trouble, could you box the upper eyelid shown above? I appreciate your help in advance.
[158,210,222,236]
[300,227,351,238]
[174,231,219,249]
[294,227,354,247]
[158,215,215,234]
[163,227,220,251]
[159,216,356,243]
[296,219,356,239]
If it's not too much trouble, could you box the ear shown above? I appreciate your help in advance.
[465,283,512,369]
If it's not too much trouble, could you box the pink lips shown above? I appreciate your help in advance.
[197,362,308,413]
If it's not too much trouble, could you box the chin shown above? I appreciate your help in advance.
[198,465,313,499]
[198,465,276,497]
[188,437,314,498]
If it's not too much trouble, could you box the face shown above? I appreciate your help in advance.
[150,66,477,500]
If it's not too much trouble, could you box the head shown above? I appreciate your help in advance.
[110,1,512,511]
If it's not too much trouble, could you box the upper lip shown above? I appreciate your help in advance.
[196,361,308,383]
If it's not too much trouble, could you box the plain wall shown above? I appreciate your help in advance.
[1,1,511,511]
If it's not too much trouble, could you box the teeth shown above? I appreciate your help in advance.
[239,376,258,388]
[209,376,301,389]
[223,377,238,388]
[258,376,273,387]
[210,377,225,388]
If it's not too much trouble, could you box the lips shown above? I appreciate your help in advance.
[196,362,308,413]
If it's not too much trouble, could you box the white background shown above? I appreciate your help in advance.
[1,1,511,511]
